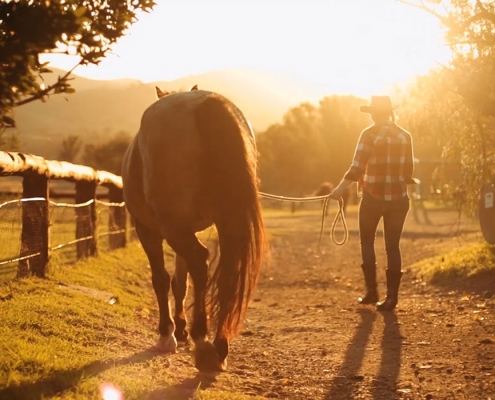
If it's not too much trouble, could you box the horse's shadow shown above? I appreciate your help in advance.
[0,348,158,399]
[0,347,215,400]
[146,373,218,399]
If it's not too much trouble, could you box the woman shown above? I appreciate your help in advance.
[330,96,419,311]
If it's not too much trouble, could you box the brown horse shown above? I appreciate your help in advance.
[314,181,351,214]
[121,86,266,371]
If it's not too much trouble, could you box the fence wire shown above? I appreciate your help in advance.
[0,197,135,281]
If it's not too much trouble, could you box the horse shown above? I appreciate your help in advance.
[314,181,351,214]
[121,85,267,371]
[291,181,351,214]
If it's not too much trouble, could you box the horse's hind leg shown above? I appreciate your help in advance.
[213,322,229,369]
[171,255,188,342]
[167,230,224,371]
[135,221,177,353]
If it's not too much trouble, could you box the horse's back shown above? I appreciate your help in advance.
[122,90,253,234]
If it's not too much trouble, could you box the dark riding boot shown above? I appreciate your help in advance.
[358,264,379,305]
[376,269,402,311]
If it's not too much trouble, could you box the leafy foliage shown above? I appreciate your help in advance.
[58,134,83,162]
[257,96,370,196]
[82,131,132,174]
[397,0,495,213]
[0,0,155,128]
[0,130,20,152]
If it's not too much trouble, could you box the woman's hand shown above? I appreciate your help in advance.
[329,185,346,200]
[329,179,352,200]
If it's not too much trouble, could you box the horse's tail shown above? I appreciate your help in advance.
[195,94,266,340]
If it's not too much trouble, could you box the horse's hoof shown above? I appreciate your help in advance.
[174,329,188,343]
[213,337,229,364]
[174,318,188,342]
[156,335,178,353]
[194,340,227,372]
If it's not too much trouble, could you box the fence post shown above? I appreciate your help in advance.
[75,180,97,259]
[18,174,50,278]
[108,186,126,249]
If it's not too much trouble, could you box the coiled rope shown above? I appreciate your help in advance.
[258,191,349,250]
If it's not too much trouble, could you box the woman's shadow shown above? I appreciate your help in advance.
[325,308,377,399]
[370,311,403,399]
[324,309,403,400]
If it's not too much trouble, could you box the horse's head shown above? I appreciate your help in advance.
[314,181,334,196]
[155,84,199,99]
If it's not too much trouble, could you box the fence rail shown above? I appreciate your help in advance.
[0,151,128,279]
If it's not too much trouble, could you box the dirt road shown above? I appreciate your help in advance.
[161,205,495,399]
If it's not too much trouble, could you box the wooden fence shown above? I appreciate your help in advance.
[0,151,127,279]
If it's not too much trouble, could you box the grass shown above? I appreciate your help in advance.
[0,241,265,400]
[0,201,148,282]
[2,203,490,399]
[412,241,495,286]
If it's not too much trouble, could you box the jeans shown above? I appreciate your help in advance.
[359,192,410,273]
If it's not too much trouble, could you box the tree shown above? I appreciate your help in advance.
[58,135,83,163]
[257,96,369,196]
[0,0,155,128]
[257,103,321,196]
[0,131,20,152]
[397,0,495,212]
[398,0,495,116]
[318,95,370,186]
[82,131,132,175]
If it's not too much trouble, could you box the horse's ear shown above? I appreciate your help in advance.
[190,84,198,91]
[155,86,168,99]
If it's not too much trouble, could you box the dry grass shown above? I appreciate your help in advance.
[0,241,264,400]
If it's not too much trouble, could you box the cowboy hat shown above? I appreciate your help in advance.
[359,96,396,114]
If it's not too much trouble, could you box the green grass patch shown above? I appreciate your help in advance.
[0,241,265,400]
[412,241,495,284]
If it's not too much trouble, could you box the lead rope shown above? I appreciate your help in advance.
[316,196,348,253]
[259,191,349,251]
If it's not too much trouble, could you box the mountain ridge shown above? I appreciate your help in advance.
[12,67,330,158]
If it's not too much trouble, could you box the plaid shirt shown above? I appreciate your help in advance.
[344,123,416,201]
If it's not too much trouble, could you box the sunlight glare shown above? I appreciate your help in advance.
[40,0,451,96]
[99,383,123,400]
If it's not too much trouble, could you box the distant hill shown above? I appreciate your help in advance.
[12,68,329,158]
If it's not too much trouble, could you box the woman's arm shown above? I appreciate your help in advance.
[330,130,371,199]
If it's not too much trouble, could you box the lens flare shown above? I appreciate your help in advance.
[99,383,123,400]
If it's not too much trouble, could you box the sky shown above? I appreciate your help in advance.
[42,0,452,97]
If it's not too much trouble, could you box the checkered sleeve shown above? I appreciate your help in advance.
[344,130,371,181]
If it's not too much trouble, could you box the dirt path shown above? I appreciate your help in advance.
[156,206,495,399]
[223,206,495,399]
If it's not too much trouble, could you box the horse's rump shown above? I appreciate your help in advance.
[123,91,211,232]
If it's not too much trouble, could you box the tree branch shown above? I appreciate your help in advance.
[14,61,83,107]
[446,37,495,48]
[475,0,495,26]
[396,0,449,25]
